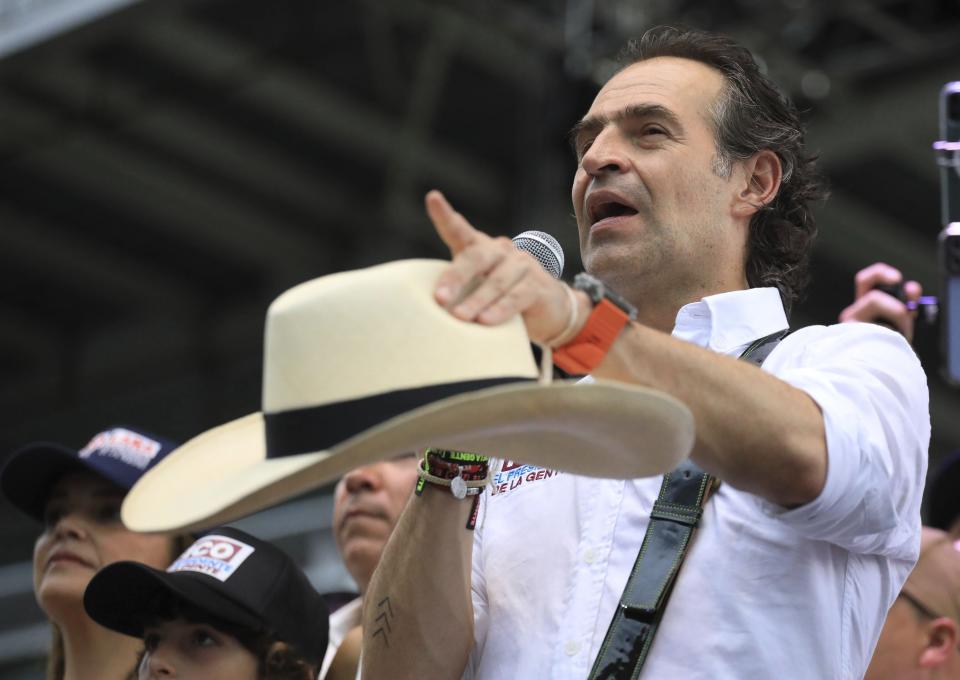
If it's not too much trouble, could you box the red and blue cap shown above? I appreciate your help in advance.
[0,426,179,522]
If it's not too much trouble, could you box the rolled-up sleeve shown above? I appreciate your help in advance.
[757,322,929,559]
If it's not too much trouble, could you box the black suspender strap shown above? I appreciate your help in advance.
[586,328,789,680]
[586,459,716,680]
[738,329,790,368]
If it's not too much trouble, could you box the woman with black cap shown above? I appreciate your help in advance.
[0,426,193,680]
[83,526,331,680]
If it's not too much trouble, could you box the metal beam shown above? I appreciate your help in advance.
[373,0,553,84]
[19,60,372,241]
[382,8,458,217]
[0,0,142,59]
[11,126,323,282]
[139,17,504,211]
[0,203,195,309]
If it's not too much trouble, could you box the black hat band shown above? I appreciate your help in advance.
[263,376,532,459]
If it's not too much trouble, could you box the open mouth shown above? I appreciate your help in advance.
[588,197,639,226]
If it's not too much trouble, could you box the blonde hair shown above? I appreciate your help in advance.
[44,532,195,680]
[45,625,64,680]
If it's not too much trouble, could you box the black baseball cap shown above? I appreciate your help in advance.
[1,426,179,522]
[83,526,329,668]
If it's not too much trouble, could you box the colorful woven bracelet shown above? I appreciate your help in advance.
[414,448,490,530]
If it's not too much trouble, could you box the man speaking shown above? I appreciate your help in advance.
[362,26,929,679]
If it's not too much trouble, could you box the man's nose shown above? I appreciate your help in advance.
[580,127,629,176]
[343,462,385,494]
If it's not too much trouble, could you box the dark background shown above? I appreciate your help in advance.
[1,0,959,675]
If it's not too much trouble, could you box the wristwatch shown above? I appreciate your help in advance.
[552,273,637,375]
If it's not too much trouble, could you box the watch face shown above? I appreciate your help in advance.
[574,272,604,303]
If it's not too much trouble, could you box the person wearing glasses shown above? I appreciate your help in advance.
[865,527,960,679]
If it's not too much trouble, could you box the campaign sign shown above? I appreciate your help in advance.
[168,535,256,582]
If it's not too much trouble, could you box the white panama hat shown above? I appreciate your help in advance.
[122,259,694,533]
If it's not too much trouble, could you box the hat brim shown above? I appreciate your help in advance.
[84,561,262,638]
[2,445,101,521]
[123,379,694,533]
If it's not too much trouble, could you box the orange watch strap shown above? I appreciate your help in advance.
[553,298,631,375]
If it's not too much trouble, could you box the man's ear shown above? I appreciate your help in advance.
[918,617,959,668]
[732,150,782,218]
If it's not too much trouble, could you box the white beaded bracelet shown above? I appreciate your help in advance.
[542,285,581,348]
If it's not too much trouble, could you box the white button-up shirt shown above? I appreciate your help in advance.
[320,596,363,680]
[465,288,929,680]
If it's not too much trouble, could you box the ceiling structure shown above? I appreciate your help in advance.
[0,0,958,671]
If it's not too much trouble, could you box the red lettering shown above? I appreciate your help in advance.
[187,539,239,560]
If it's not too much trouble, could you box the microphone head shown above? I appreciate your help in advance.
[512,230,564,279]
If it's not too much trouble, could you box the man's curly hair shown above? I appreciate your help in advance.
[619,26,828,314]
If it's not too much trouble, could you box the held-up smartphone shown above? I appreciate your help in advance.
[940,82,960,226]
[940,223,960,385]
[939,83,960,385]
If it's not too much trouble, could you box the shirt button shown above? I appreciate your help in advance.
[565,640,580,656]
[583,548,597,564]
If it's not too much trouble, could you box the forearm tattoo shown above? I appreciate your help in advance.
[372,595,394,648]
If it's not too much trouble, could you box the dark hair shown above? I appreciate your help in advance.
[136,595,317,680]
[619,26,828,313]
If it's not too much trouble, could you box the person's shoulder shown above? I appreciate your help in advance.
[769,321,923,377]
[780,320,916,355]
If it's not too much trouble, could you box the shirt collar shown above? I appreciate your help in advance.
[672,287,788,354]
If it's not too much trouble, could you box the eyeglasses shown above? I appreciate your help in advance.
[899,591,960,652]
[898,591,941,620]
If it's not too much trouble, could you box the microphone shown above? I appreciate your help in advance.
[512,230,564,279]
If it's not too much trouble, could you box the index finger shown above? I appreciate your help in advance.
[425,190,479,256]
